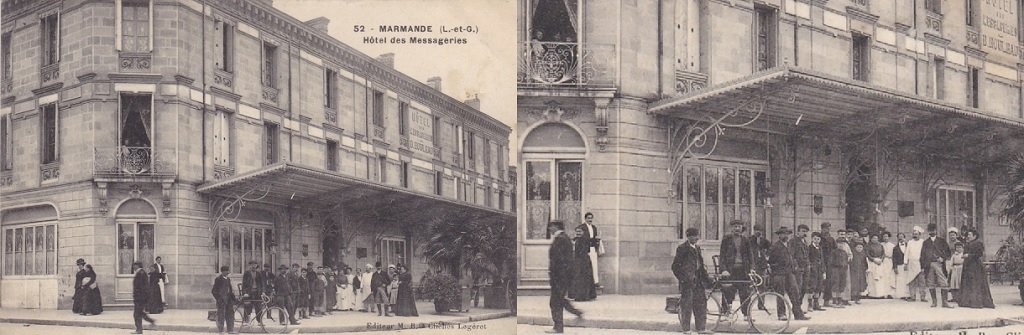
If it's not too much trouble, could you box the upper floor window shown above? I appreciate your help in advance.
[378,155,388,183]
[264,122,279,165]
[40,103,59,164]
[118,0,150,53]
[754,6,776,71]
[432,116,442,148]
[371,91,384,127]
[925,0,942,14]
[968,67,980,108]
[398,102,409,136]
[40,12,60,66]
[932,57,945,100]
[1,115,11,171]
[213,109,233,167]
[119,93,152,149]
[400,161,409,188]
[966,0,979,27]
[215,19,234,71]
[2,32,11,83]
[434,171,443,195]
[483,139,491,174]
[528,0,578,43]
[262,42,276,88]
[498,190,505,210]
[455,124,464,155]
[326,140,338,171]
[852,33,870,81]
[1019,0,1024,43]
[466,131,475,161]
[324,69,337,109]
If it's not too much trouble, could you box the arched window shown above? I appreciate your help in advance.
[115,199,157,275]
[2,204,59,276]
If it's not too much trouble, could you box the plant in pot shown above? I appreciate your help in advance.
[419,272,461,313]
[1000,153,1024,304]
[421,212,516,311]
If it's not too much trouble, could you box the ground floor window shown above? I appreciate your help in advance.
[678,162,768,240]
[380,238,406,268]
[216,224,273,274]
[931,187,975,233]
[118,222,155,275]
[524,160,582,240]
[3,224,57,276]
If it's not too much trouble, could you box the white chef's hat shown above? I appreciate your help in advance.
[912,225,924,233]
[948,227,959,234]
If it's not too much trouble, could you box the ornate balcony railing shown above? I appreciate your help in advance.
[1,78,11,95]
[214,68,234,88]
[925,11,943,36]
[119,52,152,73]
[40,161,59,182]
[262,86,279,103]
[432,146,442,160]
[372,125,386,141]
[399,136,410,149]
[94,146,175,178]
[0,170,11,187]
[518,41,616,88]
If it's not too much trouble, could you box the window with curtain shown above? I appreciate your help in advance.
[40,104,59,164]
[525,160,582,240]
[755,6,776,71]
[121,0,149,52]
[931,188,976,234]
[528,0,578,42]
[852,34,870,81]
[325,69,337,109]
[40,13,60,66]
[3,224,57,276]
[118,222,154,275]
[398,102,409,136]
[264,123,278,166]
[678,163,769,240]
[262,42,276,87]
[1,32,11,83]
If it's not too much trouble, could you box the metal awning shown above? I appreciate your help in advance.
[650,66,1024,163]
[197,162,513,223]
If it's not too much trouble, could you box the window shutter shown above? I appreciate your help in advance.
[115,0,122,50]
[55,11,61,62]
[214,20,223,70]
[221,112,230,165]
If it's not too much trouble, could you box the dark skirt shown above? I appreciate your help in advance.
[394,284,419,316]
[849,254,868,295]
[72,287,86,313]
[568,253,596,301]
[959,242,995,308]
[829,266,848,293]
[147,283,163,314]
[83,287,103,315]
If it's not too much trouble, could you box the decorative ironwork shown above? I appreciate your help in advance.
[432,146,442,160]
[325,108,337,123]
[0,170,11,186]
[1,79,11,95]
[213,164,236,180]
[373,125,386,140]
[675,71,709,95]
[214,69,233,88]
[39,63,59,85]
[966,27,980,45]
[851,0,869,8]
[40,161,59,181]
[119,53,152,72]
[467,159,476,171]
[925,12,943,35]
[517,42,614,88]
[399,136,410,149]
[262,86,279,103]
[452,153,462,167]
[209,183,272,235]
[94,146,174,177]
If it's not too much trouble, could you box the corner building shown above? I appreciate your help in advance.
[518,0,1024,295]
[0,0,513,309]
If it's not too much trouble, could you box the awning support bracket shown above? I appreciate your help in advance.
[208,182,272,234]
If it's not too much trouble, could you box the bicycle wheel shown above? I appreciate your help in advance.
[746,292,791,334]
[232,306,247,332]
[677,293,723,332]
[260,306,289,334]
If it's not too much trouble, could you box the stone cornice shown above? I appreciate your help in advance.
[845,6,878,24]
[211,0,511,137]
[922,33,951,47]
[964,46,988,60]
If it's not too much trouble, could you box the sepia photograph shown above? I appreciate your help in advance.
[516,0,1024,334]
[0,0,515,334]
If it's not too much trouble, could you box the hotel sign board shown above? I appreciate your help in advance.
[981,0,1021,64]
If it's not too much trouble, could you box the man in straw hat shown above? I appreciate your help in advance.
[768,226,810,321]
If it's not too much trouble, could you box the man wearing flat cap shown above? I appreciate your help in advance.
[719,220,752,318]
[819,223,837,307]
[274,265,298,325]
[672,227,711,333]
[768,226,810,320]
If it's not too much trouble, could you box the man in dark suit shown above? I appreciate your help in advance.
[273,265,297,325]
[132,261,156,334]
[289,263,306,319]
[750,223,772,310]
[212,265,235,334]
[370,261,391,317]
[262,263,275,298]
[576,212,601,292]
[807,232,826,311]
[306,262,318,316]
[819,222,836,307]
[792,224,811,313]
[767,227,810,321]
[921,224,953,308]
[719,220,752,318]
[242,261,264,324]
[547,220,582,334]
[673,227,711,333]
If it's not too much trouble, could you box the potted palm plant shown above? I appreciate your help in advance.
[419,272,461,313]
[1000,153,1024,304]
[421,212,516,311]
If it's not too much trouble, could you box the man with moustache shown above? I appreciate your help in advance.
[673,227,712,333]
[819,223,837,307]
[792,225,811,313]
[921,224,953,308]
[768,227,810,321]
[750,223,772,310]
[273,265,299,325]
[906,226,927,302]
[719,220,752,319]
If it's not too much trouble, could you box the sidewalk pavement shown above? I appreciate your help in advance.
[518,284,1024,333]
[0,301,511,333]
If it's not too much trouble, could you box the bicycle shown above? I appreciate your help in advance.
[678,270,792,334]
[233,292,290,334]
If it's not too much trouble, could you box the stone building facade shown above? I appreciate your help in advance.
[0,0,512,309]
[518,0,1024,295]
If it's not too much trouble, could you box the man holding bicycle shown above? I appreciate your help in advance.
[242,261,264,325]
[672,227,712,334]
[719,220,753,321]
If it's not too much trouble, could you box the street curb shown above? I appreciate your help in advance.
[0,311,513,333]
[517,313,1024,334]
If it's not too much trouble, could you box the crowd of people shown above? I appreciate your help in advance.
[212,260,419,334]
[668,219,997,334]
[71,257,168,334]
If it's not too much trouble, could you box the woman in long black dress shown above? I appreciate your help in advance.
[81,264,103,315]
[958,229,995,308]
[72,258,87,314]
[568,226,596,301]
[146,264,164,313]
[394,264,419,316]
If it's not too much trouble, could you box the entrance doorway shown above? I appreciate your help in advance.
[844,162,877,233]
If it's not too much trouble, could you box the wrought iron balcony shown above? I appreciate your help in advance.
[399,136,410,149]
[517,41,616,88]
[372,125,386,141]
[39,63,59,86]
[432,146,442,160]
[94,146,175,179]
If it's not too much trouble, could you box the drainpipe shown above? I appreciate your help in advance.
[288,43,294,162]
[657,0,663,96]
[201,0,207,181]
